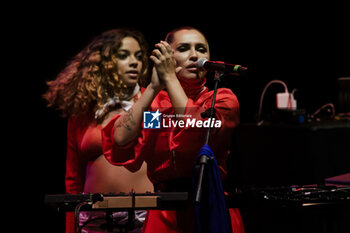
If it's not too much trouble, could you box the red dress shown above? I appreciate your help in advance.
[102,86,245,233]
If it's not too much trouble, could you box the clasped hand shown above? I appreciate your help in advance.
[150,41,181,90]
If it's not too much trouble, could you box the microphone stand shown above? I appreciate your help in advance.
[195,72,223,203]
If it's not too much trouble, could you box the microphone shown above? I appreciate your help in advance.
[197,58,247,76]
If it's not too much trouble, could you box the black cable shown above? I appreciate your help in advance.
[74,201,91,233]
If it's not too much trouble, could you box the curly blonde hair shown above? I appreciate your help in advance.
[43,28,149,119]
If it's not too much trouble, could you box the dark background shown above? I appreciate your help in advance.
[10,3,349,232]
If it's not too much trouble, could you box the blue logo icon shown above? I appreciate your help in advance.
[143,110,161,129]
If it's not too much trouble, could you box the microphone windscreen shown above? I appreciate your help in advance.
[197,58,208,69]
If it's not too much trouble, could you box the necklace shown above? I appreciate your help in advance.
[95,84,140,119]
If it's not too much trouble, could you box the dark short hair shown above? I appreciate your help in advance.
[165,26,207,44]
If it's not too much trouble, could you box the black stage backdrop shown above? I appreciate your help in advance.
[9,4,350,233]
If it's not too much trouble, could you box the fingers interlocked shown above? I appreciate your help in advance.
[150,41,176,79]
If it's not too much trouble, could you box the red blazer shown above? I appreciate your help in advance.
[102,88,240,184]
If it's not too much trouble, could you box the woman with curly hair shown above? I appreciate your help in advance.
[43,28,153,233]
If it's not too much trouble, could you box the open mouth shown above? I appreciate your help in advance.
[186,63,198,72]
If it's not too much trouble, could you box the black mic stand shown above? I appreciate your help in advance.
[195,72,223,203]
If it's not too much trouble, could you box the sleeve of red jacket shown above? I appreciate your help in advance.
[172,88,239,147]
[65,118,86,233]
[101,114,145,172]
[171,88,240,177]
[189,88,239,131]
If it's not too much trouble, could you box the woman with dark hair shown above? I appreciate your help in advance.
[43,28,153,233]
[102,26,244,233]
